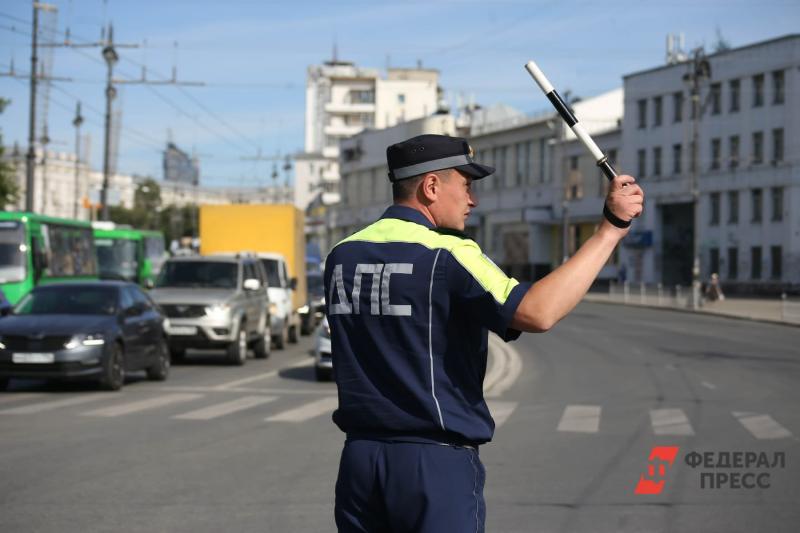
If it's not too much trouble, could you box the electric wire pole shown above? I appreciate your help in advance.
[72,101,83,218]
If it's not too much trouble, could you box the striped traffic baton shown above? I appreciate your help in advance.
[524,60,631,229]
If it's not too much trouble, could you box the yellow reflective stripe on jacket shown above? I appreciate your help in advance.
[335,218,519,304]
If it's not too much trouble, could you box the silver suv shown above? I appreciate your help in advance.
[150,255,271,365]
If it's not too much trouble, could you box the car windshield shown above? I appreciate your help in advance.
[156,261,238,289]
[95,238,138,281]
[14,286,118,315]
[260,259,282,288]
[0,221,26,284]
[307,273,324,297]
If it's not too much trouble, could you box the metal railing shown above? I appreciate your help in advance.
[608,281,691,309]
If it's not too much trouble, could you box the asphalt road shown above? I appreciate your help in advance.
[1,302,798,532]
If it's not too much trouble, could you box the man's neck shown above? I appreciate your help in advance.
[394,201,436,227]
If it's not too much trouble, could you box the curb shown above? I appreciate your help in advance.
[581,295,800,329]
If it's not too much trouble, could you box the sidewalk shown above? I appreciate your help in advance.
[583,291,800,327]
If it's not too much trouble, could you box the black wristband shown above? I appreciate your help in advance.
[603,203,631,229]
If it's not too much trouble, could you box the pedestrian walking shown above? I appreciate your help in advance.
[324,134,645,532]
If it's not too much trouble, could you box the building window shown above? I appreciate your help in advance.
[637,149,646,177]
[515,143,525,186]
[653,96,662,126]
[729,135,740,169]
[653,147,662,177]
[494,146,507,185]
[729,79,740,112]
[539,138,547,182]
[397,93,405,104]
[710,138,721,170]
[350,90,375,104]
[771,187,783,221]
[672,143,682,174]
[772,128,784,163]
[525,141,533,183]
[751,246,762,280]
[751,188,762,223]
[727,247,738,280]
[710,192,720,225]
[772,70,785,105]
[728,190,739,224]
[752,74,764,107]
[637,99,647,129]
[569,155,579,171]
[710,83,721,115]
[771,246,782,279]
[710,247,720,276]
[673,91,683,123]
[752,131,763,165]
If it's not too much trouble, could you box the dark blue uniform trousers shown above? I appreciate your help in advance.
[335,438,486,532]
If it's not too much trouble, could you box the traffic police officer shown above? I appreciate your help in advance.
[324,134,644,532]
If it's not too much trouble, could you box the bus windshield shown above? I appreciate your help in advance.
[95,238,138,281]
[0,221,26,284]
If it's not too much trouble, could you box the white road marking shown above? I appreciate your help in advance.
[487,400,518,428]
[212,359,313,390]
[650,408,694,436]
[265,397,338,422]
[81,393,202,417]
[484,334,523,398]
[701,381,717,390]
[173,395,277,420]
[0,394,108,415]
[557,405,602,433]
[733,411,793,440]
[163,386,335,395]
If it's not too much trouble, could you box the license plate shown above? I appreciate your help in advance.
[168,326,197,336]
[12,352,55,364]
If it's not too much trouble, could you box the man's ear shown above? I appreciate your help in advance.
[419,172,440,203]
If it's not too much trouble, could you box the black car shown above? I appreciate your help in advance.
[0,282,169,391]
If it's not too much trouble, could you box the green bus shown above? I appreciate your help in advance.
[92,223,167,287]
[0,212,98,305]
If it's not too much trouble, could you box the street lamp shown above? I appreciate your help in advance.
[100,24,119,221]
[683,47,711,310]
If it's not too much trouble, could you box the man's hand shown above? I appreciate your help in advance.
[602,175,644,236]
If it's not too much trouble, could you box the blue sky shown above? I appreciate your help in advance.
[1,0,798,188]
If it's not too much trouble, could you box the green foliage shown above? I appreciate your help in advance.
[0,98,20,209]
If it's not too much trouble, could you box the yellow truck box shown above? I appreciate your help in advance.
[200,204,307,311]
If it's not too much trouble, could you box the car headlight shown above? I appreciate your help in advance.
[298,305,310,314]
[269,303,278,315]
[64,334,106,349]
[0,336,5,350]
[205,303,230,317]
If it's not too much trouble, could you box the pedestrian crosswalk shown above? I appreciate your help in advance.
[0,393,794,441]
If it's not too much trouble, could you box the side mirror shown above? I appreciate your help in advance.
[243,278,261,291]
[289,277,298,290]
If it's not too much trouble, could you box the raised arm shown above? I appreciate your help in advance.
[511,175,644,332]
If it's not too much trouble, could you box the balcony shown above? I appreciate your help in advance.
[324,102,375,114]
[324,123,364,137]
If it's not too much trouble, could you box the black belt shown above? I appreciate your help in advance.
[345,431,481,451]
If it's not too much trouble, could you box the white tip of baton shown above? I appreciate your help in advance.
[524,60,555,94]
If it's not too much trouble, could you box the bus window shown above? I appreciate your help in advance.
[0,221,26,284]
[95,238,138,281]
[46,224,97,278]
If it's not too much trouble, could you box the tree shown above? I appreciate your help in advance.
[0,98,20,210]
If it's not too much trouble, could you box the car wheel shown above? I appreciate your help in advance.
[100,343,125,391]
[288,324,299,344]
[227,325,248,366]
[274,324,287,350]
[252,326,271,359]
[146,339,170,381]
[315,366,331,382]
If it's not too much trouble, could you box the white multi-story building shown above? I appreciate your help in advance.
[621,34,799,293]
[295,59,440,211]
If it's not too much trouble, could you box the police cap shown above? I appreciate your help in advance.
[386,134,495,182]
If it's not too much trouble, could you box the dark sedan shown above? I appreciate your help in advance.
[0,282,169,391]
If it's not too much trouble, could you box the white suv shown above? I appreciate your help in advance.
[257,253,300,350]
